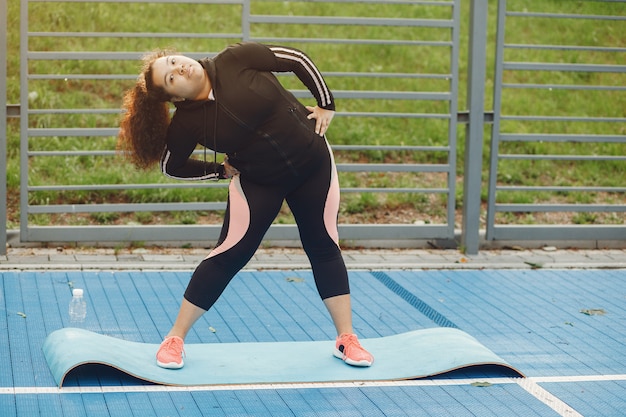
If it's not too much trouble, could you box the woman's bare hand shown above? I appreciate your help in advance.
[306,106,335,137]
[223,157,239,178]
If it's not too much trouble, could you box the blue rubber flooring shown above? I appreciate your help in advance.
[1,268,625,416]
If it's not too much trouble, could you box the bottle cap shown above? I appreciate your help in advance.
[72,288,84,297]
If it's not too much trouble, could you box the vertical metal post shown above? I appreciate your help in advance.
[19,0,28,242]
[0,0,8,254]
[446,0,461,240]
[486,0,507,240]
[462,0,489,254]
[241,0,250,41]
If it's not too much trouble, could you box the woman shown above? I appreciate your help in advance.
[118,42,373,369]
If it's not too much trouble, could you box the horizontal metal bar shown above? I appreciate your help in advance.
[28,128,119,137]
[30,70,451,80]
[23,223,452,243]
[27,145,449,158]
[503,83,626,92]
[28,188,451,202]
[489,225,626,241]
[29,148,217,158]
[27,51,219,61]
[29,33,453,48]
[26,183,448,193]
[25,148,446,159]
[27,170,451,191]
[27,51,217,63]
[501,116,626,123]
[28,51,151,60]
[341,187,448,193]
[506,12,626,21]
[10,107,484,123]
[28,31,242,39]
[251,37,453,47]
[499,134,626,143]
[333,145,450,152]
[504,43,626,52]
[27,183,625,194]
[30,71,452,81]
[25,109,451,120]
[28,183,228,191]
[322,72,452,79]
[29,151,116,157]
[331,90,451,101]
[28,108,121,114]
[265,0,453,5]
[29,0,243,3]
[338,112,451,119]
[499,154,626,162]
[29,74,136,80]
[505,43,626,53]
[249,15,454,28]
[28,202,227,214]
[336,163,450,172]
[283,89,452,101]
[503,62,626,73]
[495,204,626,212]
[497,186,626,193]
[338,224,452,240]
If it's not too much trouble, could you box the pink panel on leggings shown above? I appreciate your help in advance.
[207,176,250,258]
[323,140,340,245]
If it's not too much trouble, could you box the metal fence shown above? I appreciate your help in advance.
[10,0,463,247]
[1,0,625,255]
[487,0,626,241]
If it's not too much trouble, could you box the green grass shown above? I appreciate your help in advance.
[4,0,625,228]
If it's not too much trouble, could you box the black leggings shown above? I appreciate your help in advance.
[184,142,349,311]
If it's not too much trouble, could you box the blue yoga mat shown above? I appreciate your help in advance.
[43,327,522,387]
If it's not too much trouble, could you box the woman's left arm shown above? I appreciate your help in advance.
[267,45,335,112]
[230,42,335,112]
[271,44,336,135]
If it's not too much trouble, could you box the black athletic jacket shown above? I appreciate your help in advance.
[160,42,335,184]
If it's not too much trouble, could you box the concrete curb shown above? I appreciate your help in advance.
[1,248,625,271]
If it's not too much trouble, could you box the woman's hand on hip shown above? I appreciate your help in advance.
[306,106,335,137]
[223,157,239,179]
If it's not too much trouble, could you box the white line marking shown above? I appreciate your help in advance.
[530,374,626,383]
[517,378,583,417]
[3,374,625,395]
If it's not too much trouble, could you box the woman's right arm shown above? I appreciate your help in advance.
[161,148,225,180]
[160,122,225,180]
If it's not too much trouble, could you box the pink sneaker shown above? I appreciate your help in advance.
[334,333,374,367]
[156,336,185,369]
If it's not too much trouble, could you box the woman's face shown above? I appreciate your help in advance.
[151,55,208,101]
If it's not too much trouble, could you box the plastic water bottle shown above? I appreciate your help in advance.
[69,288,87,324]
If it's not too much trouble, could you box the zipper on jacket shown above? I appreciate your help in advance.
[288,106,316,134]
[221,102,299,177]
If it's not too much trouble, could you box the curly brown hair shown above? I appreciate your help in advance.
[117,49,176,170]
